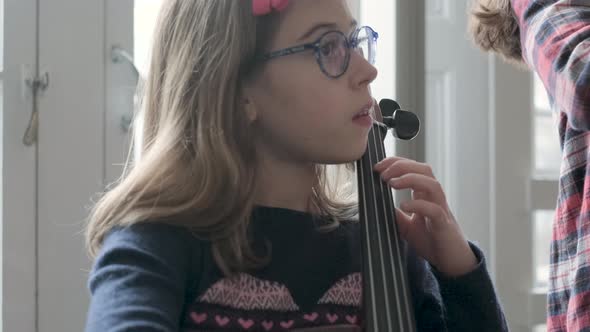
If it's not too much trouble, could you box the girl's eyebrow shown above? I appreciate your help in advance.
[297,19,358,42]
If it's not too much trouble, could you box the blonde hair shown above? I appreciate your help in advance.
[86,0,357,275]
[469,0,525,65]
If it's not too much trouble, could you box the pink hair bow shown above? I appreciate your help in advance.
[252,0,289,16]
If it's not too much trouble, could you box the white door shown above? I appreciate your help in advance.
[423,0,552,331]
[425,0,493,260]
[492,61,561,332]
[423,2,557,330]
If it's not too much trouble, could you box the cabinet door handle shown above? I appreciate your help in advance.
[111,46,140,132]
[23,72,49,146]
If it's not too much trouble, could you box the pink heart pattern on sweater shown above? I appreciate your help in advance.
[238,318,254,329]
[188,273,363,330]
[303,312,319,321]
[190,312,207,324]
[326,313,339,323]
[215,315,229,326]
[280,320,294,328]
[262,320,274,330]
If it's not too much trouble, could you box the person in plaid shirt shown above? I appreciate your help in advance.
[471,0,590,330]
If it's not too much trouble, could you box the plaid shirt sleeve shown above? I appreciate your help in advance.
[512,0,590,131]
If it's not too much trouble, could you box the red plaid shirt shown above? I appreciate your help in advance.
[511,0,590,330]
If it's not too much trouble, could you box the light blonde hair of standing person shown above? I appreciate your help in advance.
[469,0,525,65]
[85,0,356,276]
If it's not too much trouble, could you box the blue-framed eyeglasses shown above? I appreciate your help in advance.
[259,26,378,79]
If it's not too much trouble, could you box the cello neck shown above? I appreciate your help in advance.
[357,120,416,332]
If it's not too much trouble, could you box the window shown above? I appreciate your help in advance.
[530,73,560,331]
[533,75,561,173]
[134,0,163,77]
[532,74,560,289]
[133,0,164,160]
[534,210,553,286]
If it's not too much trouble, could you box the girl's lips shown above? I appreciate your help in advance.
[353,100,375,119]
[353,114,373,127]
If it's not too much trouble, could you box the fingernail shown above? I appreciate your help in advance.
[389,178,399,186]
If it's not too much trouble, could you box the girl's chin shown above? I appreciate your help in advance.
[325,150,368,164]
[313,139,369,164]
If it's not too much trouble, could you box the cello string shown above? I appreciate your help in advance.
[367,119,396,330]
[375,116,415,331]
[358,156,379,330]
[362,132,388,331]
[373,119,406,330]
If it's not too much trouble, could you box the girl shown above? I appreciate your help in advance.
[471,0,590,330]
[85,0,508,331]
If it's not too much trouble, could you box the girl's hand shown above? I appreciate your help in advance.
[373,157,478,277]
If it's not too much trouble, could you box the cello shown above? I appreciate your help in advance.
[293,99,421,332]
[356,99,420,331]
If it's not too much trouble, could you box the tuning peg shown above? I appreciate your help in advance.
[383,110,420,140]
[379,99,420,141]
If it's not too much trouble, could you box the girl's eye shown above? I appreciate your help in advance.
[320,41,337,57]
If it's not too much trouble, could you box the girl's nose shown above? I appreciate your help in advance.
[349,50,378,89]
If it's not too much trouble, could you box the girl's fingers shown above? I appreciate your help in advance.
[389,174,446,205]
[375,158,435,180]
[399,199,449,230]
[394,208,413,239]
[374,156,407,172]
[395,208,430,252]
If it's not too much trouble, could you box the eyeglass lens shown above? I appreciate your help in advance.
[318,27,375,77]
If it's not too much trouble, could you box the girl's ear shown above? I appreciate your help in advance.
[243,97,258,123]
[240,82,260,123]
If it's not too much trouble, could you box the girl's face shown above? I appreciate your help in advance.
[245,0,378,166]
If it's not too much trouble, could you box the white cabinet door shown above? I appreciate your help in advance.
[36,1,133,331]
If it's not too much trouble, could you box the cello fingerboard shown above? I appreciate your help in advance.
[356,121,417,332]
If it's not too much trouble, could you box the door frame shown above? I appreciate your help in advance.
[395,0,426,164]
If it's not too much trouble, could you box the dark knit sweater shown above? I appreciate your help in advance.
[85,206,508,331]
